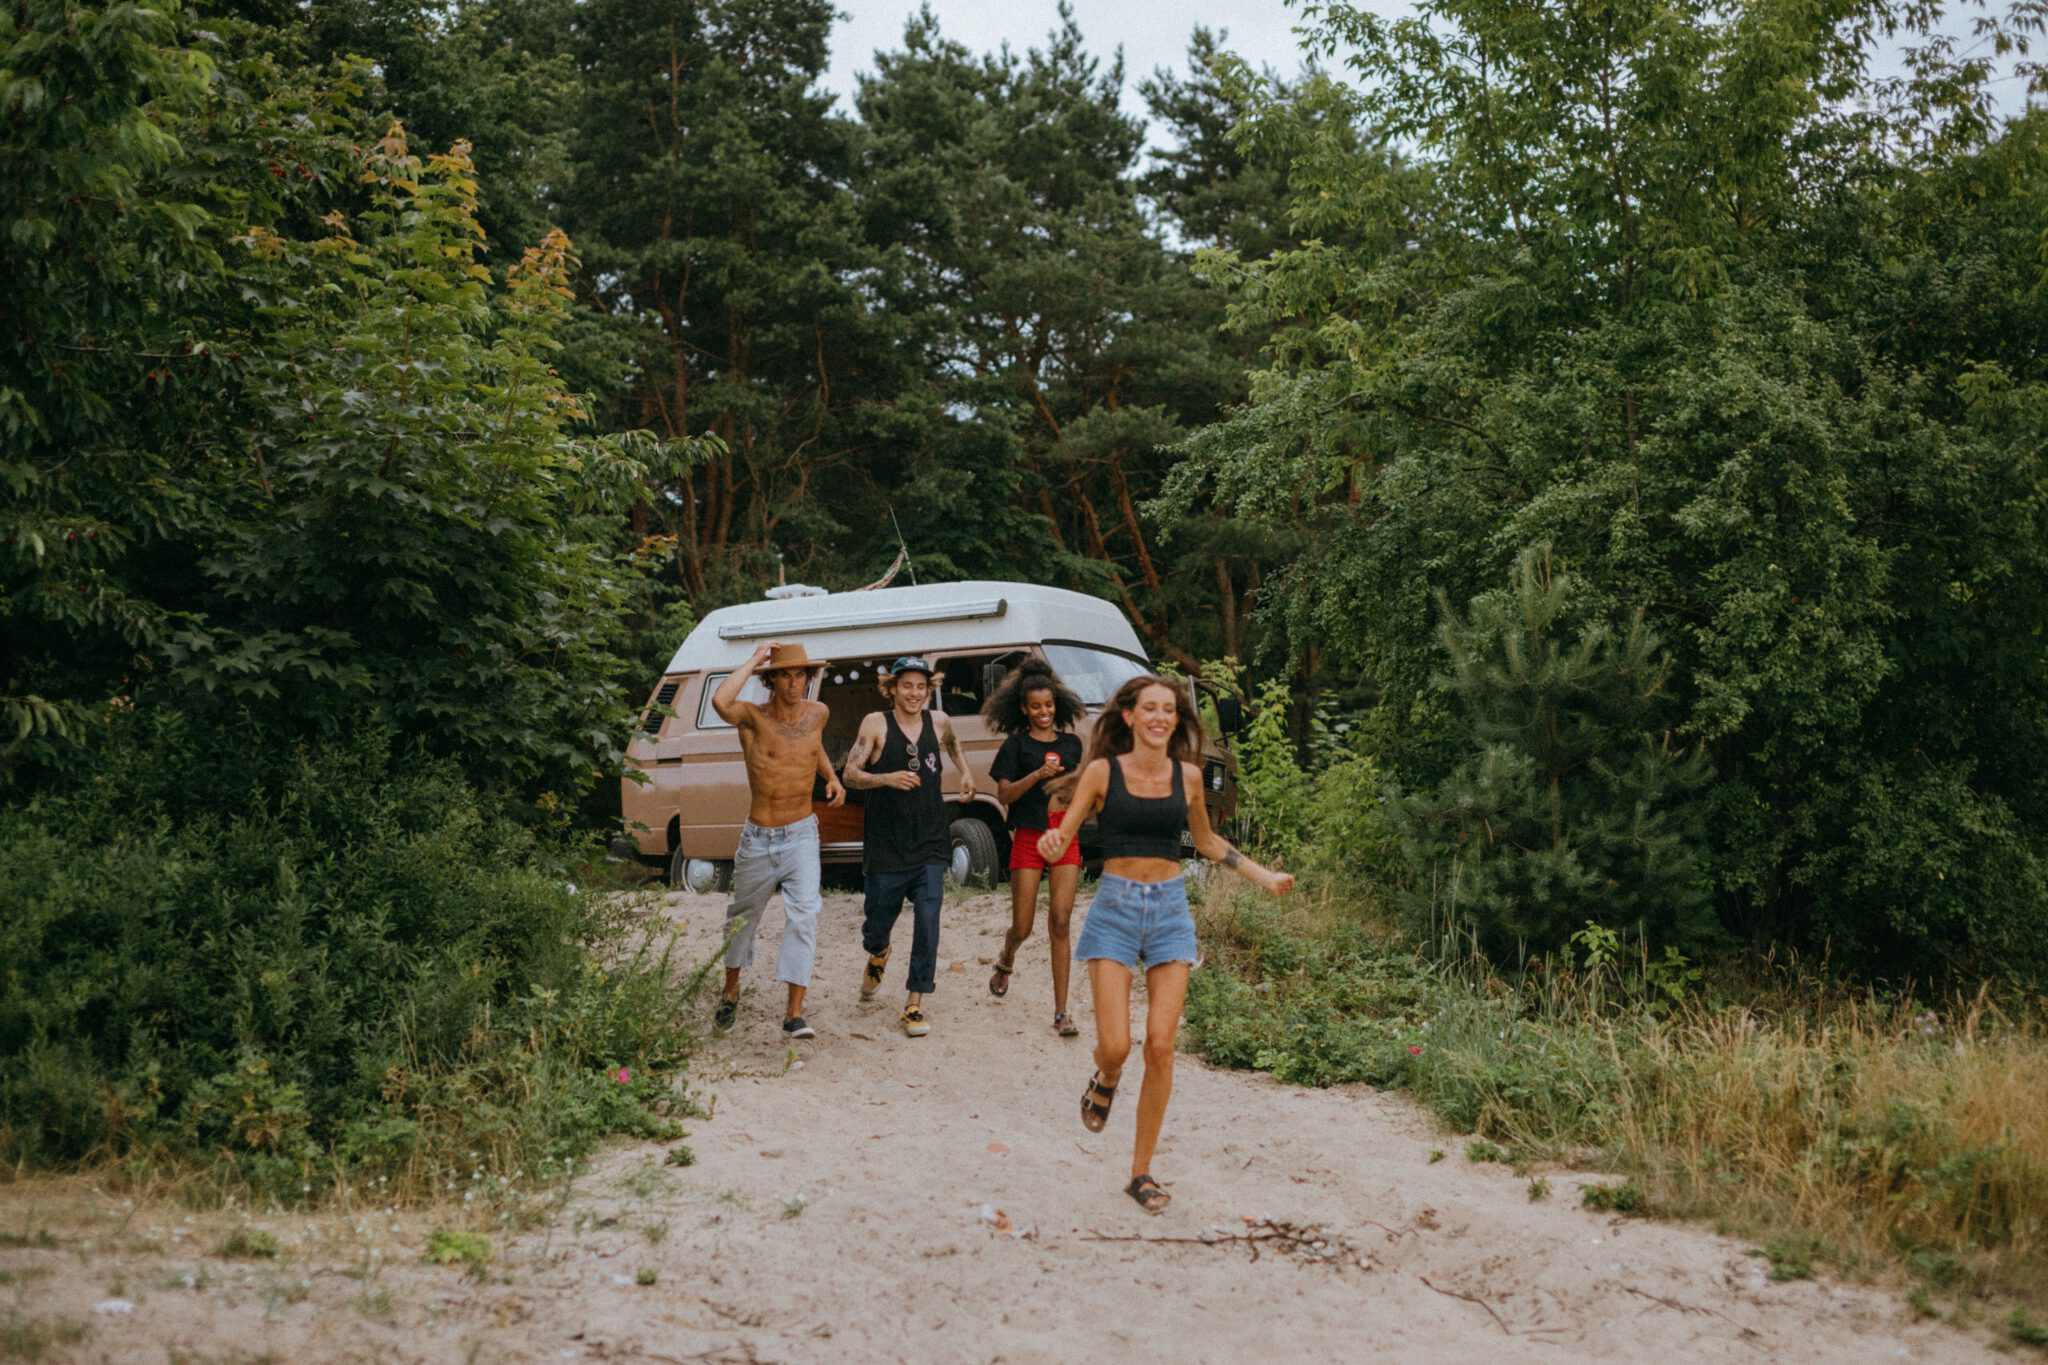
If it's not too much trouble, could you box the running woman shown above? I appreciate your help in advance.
[982,658,1087,1035]
[1036,675,1292,1214]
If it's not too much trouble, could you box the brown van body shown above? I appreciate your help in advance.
[621,582,1237,888]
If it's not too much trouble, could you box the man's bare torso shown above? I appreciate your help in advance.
[737,699,829,827]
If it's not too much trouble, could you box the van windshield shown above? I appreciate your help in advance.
[1041,642,1150,707]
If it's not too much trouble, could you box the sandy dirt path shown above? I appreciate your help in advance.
[0,885,1998,1363]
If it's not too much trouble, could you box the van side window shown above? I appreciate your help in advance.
[931,650,1026,717]
[695,672,771,730]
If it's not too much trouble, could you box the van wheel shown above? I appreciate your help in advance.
[948,818,1000,890]
[667,849,732,894]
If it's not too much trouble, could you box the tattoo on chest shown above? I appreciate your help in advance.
[771,715,819,741]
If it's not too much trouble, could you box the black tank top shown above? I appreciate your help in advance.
[864,711,949,872]
[1098,755,1186,861]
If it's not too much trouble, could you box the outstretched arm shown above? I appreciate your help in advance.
[1186,764,1292,895]
[934,714,975,800]
[1037,759,1109,862]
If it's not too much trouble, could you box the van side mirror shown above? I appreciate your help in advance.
[1213,695,1245,737]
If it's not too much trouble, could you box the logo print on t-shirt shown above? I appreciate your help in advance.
[924,752,938,772]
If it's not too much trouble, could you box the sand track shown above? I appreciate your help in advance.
[0,886,1995,1362]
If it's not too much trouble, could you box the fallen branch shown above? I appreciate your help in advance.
[1624,1285,1762,1339]
[1081,1217,1371,1269]
[1418,1275,1514,1336]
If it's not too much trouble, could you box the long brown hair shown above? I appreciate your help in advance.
[1083,674,1203,768]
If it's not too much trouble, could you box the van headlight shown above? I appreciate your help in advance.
[1205,761,1225,792]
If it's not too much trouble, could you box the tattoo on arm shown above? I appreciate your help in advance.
[842,731,884,789]
[1222,846,1242,869]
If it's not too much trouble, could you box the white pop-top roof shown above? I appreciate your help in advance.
[663,580,1147,675]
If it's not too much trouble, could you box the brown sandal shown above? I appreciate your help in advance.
[1053,1011,1080,1037]
[1081,1071,1117,1133]
[988,958,1013,997]
[1126,1174,1170,1214]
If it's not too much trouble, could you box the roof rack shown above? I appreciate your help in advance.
[715,595,1009,641]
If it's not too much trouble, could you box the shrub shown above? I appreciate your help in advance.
[0,713,699,1200]
[1397,548,1716,962]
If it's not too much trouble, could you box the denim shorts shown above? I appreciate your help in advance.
[1075,873,1197,969]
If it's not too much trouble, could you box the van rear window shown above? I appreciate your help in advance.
[696,673,771,729]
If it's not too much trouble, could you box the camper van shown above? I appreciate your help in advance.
[622,581,1239,892]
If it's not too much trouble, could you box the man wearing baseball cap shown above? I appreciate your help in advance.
[841,655,975,1037]
[708,640,844,1039]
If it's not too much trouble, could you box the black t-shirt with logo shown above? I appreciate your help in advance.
[989,731,1084,832]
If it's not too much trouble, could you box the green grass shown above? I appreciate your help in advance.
[1186,882,2048,1309]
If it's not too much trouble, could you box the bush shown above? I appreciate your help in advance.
[1397,548,1716,962]
[0,713,699,1200]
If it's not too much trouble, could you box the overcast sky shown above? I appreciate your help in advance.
[819,0,2033,145]
[819,0,1333,144]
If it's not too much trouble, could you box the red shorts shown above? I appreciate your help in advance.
[1009,810,1082,871]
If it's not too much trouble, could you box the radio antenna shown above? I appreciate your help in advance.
[888,505,918,586]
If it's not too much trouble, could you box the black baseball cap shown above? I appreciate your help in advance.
[888,655,933,680]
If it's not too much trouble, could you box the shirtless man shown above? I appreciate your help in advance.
[711,641,844,1038]
[841,656,974,1038]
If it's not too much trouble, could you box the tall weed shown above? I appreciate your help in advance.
[1188,882,2048,1304]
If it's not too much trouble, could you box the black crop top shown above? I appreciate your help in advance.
[1098,755,1186,861]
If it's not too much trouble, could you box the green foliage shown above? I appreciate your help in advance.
[1582,1182,1648,1216]
[1398,548,1715,960]
[0,715,699,1196]
[425,1229,493,1274]
[217,1229,282,1260]
[1165,0,2048,982]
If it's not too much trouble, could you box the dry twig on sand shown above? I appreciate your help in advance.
[1081,1216,1372,1269]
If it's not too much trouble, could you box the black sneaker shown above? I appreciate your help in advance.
[781,1016,816,1039]
[713,998,738,1034]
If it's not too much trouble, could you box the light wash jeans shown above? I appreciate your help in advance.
[722,815,822,987]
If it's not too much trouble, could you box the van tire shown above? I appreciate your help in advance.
[667,848,732,894]
[949,817,1001,889]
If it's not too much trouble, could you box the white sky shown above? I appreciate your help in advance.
[820,0,1333,143]
[820,0,2033,144]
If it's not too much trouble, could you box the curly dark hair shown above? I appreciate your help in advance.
[981,657,1085,735]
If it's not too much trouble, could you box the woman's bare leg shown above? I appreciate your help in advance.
[993,867,1039,995]
[1130,961,1191,1180]
[1088,959,1134,1088]
[1046,864,1080,1016]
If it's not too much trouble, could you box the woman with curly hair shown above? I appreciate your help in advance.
[982,658,1088,1034]
[1036,674,1293,1214]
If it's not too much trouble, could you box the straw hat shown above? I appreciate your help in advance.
[765,643,826,672]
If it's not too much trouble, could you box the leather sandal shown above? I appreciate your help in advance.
[1081,1071,1117,1133]
[988,958,1013,997]
[1053,1012,1080,1037]
[1126,1173,1170,1214]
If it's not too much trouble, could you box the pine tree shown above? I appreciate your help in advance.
[1400,548,1714,960]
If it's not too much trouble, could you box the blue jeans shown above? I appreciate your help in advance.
[723,816,822,986]
[1075,873,1198,969]
[862,863,944,994]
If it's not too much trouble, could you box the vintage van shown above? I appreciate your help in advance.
[621,580,1238,891]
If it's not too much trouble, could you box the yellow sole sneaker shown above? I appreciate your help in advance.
[860,948,890,1002]
[900,1007,930,1038]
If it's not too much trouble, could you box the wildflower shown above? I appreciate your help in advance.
[613,1067,632,1085]
[1407,1045,1423,1055]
